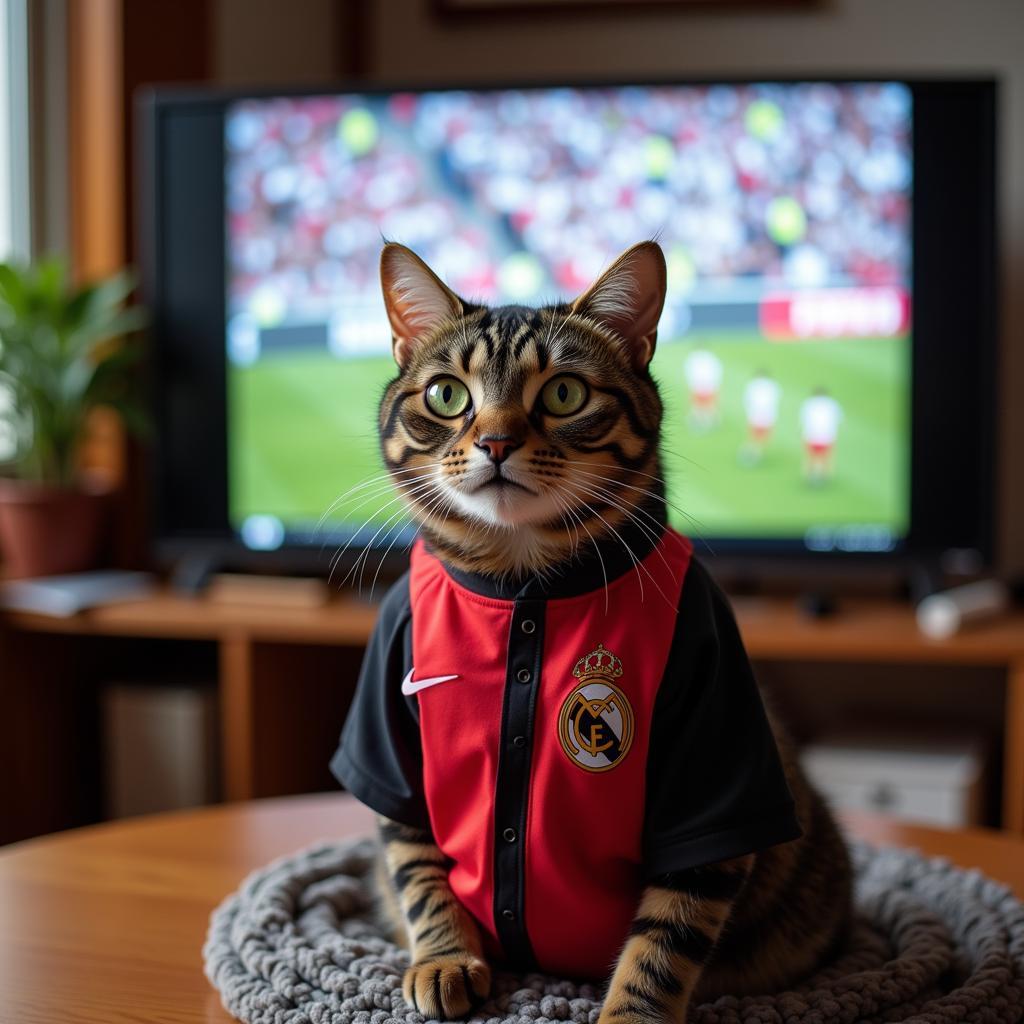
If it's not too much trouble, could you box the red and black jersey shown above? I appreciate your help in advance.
[331,520,801,980]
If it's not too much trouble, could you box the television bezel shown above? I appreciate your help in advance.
[137,75,999,578]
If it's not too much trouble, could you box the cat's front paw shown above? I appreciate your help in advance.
[403,954,491,1019]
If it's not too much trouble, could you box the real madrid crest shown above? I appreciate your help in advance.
[558,643,634,773]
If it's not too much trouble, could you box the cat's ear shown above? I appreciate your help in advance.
[572,241,667,369]
[380,243,464,369]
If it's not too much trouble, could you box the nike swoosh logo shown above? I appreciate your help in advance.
[401,669,460,696]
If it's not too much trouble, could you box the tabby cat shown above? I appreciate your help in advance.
[332,240,851,1023]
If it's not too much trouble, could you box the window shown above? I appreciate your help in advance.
[0,0,30,262]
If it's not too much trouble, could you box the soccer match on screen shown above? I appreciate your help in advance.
[224,82,912,551]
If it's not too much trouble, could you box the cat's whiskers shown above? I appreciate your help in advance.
[569,485,671,602]
[362,487,447,596]
[566,474,670,550]
[656,439,706,471]
[412,484,458,535]
[585,477,712,557]
[528,456,679,554]
[565,479,682,606]
[553,511,578,563]
[327,477,441,587]
[329,500,418,590]
[395,487,457,558]
[567,465,684,531]
[566,464,713,551]
[323,475,432,542]
[559,458,670,487]
[367,483,456,598]
[366,524,410,599]
[545,487,581,559]
[316,464,439,534]
[559,482,678,611]
[329,472,440,547]
[343,480,446,593]
[531,459,676,572]
[548,483,611,613]
[507,461,663,596]
[317,469,441,561]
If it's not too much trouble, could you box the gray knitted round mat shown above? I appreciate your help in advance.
[204,836,1024,1024]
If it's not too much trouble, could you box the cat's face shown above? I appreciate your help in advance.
[377,241,667,576]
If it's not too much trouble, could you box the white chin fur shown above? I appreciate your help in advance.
[446,483,563,529]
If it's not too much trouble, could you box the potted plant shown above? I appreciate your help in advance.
[0,260,146,577]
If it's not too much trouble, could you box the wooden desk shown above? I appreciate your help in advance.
[5,588,1022,661]
[3,590,1023,841]
[0,794,1022,1024]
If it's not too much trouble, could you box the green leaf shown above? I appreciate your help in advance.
[0,262,147,482]
[34,259,65,308]
[64,270,136,330]
[60,358,95,407]
[0,264,29,317]
[69,305,148,356]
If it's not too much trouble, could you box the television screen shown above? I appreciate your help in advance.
[223,82,913,555]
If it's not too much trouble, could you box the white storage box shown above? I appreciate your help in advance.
[801,733,987,828]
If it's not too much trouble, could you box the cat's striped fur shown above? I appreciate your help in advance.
[370,241,851,1021]
[375,818,492,1017]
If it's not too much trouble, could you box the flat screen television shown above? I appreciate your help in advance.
[138,78,997,577]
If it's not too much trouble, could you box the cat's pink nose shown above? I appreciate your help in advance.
[475,435,521,465]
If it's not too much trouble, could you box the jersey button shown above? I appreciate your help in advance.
[501,908,515,921]
[512,735,526,748]
[517,668,532,683]
[521,619,536,634]
[503,827,517,842]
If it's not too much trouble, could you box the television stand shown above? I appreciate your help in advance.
[2,588,1022,846]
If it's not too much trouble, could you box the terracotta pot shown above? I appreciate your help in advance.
[0,479,108,578]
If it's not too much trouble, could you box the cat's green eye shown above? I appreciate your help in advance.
[425,377,471,418]
[541,375,588,416]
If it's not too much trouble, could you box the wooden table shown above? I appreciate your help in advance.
[2,794,1024,1024]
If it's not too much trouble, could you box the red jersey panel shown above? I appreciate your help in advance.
[407,551,512,961]
[409,530,691,977]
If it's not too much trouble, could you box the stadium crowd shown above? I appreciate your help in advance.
[226,83,911,333]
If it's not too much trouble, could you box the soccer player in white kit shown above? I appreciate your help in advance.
[684,349,723,430]
[742,370,781,464]
[800,387,843,483]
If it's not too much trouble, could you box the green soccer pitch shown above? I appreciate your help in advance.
[227,332,910,545]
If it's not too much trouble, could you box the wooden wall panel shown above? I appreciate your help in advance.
[66,0,213,564]
[67,0,124,282]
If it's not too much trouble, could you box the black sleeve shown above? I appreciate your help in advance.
[329,572,431,831]
[642,559,802,878]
